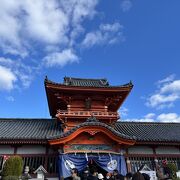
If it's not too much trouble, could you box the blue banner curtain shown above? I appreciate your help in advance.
[58,153,127,178]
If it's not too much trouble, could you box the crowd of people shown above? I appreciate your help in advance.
[63,167,151,180]
[63,159,174,180]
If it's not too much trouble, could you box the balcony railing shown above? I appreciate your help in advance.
[56,110,119,119]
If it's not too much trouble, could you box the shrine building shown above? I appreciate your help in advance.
[0,77,180,179]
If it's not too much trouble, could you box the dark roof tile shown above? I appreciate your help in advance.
[0,118,180,143]
[0,118,62,141]
[45,76,133,88]
[115,121,180,142]
[63,77,109,87]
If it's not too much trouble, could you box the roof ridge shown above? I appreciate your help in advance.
[0,118,54,121]
[117,121,180,125]
[45,76,133,88]
[64,77,107,81]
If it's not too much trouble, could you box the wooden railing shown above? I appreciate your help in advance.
[57,110,119,119]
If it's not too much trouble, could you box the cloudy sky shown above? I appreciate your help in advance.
[0,0,180,122]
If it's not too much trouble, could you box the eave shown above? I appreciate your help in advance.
[48,123,136,146]
[45,79,133,117]
[45,80,133,92]
[135,141,180,146]
[0,139,47,145]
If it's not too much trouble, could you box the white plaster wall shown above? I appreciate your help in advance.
[128,146,153,154]
[17,145,46,154]
[0,145,14,154]
[156,146,180,154]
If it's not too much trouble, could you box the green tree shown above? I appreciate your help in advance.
[167,163,178,179]
[2,155,23,180]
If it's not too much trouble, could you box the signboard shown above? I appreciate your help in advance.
[140,170,157,180]
[64,144,114,152]
[140,164,157,180]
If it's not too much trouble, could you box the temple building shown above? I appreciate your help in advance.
[0,77,180,179]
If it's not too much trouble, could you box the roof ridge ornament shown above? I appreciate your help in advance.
[86,115,99,122]
[64,76,70,85]
[100,79,109,86]
[129,80,133,86]
[45,75,48,81]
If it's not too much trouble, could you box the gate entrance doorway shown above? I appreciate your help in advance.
[80,158,108,178]
[87,159,107,175]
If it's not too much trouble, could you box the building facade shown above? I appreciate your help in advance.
[0,77,180,178]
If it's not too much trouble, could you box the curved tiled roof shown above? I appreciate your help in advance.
[63,77,109,87]
[0,118,62,141]
[47,120,136,140]
[0,118,180,144]
[45,76,133,88]
[115,121,180,142]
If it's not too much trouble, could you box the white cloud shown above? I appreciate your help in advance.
[100,23,122,32]
[157,113,180,123]
[0,0,100,57]
[146,75,180,109]
[144,113,156,119]
[0,0,100,89]
[120,0,132,12]
[146,94,179,109]
[82,22,124,48]
[123,117,155,122]
[0,0,126,90]
[43,49,78,67]
[60,0,98,25]
[16,71,33,88]
[0,65,17,91]
[0,1,101,61]
[119,107,129,117]
[122,113,156,122]
[123,112,180,123]
[58,0,98,46]
[0,57,37,90]
[160,80,180,94]
[6,96,15,102]
[82,31,102,47]
[0,1,28,57]
[24,0,69,45]
[0,0,74,58]
[157,74,175,85]
[0,57,14,65]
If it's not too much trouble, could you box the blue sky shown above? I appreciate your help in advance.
[0,0,180,122]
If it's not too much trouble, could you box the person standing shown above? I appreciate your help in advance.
[87,167,98,180]
[106,172,113,180]
[112,170,124,180]
[132,172,145,180]
[72,168,81,180]
[65,168,81,180]
[98,173,104,180]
